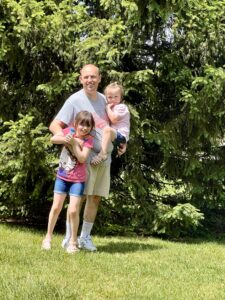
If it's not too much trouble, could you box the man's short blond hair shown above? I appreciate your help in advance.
[80,64,100,75]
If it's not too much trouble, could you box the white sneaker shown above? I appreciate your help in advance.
[61,237,70,249]
[78,236,97,251]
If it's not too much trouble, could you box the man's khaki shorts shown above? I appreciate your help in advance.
[84,163,111,198]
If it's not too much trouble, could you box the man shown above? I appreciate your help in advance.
[49,64,126,251]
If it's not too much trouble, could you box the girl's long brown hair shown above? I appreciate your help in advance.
[74,111,95,130]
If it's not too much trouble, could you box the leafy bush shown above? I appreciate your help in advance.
[0,114,55,218]
[152,203,204,237]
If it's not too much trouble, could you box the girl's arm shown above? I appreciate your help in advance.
[68,138,91,163]
[51,130,91,163]
[68,139,91,163]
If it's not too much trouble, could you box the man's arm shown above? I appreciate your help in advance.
[49,119,67,135]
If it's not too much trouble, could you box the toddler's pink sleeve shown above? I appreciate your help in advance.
[114,104,129,119]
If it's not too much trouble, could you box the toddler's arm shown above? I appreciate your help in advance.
[106,104,120,123]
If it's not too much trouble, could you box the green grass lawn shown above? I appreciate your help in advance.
[1,223,225,300]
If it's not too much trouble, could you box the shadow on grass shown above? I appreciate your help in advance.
[167,235,225,246]
[0,219,65,234]
[2,221,225,248]
[97,241,162,253]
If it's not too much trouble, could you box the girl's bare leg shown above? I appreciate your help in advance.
[42,193,67,250]
[68,196,81,245]
[45,193,67,240]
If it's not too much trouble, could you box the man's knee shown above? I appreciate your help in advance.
[89,195,101,206]
[83,195,101,222]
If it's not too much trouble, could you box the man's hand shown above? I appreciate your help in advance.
[117,143,127,157]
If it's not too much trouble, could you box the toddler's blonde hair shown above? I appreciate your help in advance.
[104,81,124,98]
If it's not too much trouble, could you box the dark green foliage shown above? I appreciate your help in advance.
[0,114,54,217]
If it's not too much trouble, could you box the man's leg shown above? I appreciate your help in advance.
[84,195,101,222]
[79,195,101,251]
[79,163,110,251]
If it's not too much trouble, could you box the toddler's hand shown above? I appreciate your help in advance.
[107,103,114,110]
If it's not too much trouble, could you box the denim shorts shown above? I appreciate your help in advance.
[114,131,126,146]
[54,177,85,197]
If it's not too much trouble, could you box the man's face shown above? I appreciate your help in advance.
[79,65,101,97]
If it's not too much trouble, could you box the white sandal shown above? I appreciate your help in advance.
[66,243,80,254]
[41,238,51,250]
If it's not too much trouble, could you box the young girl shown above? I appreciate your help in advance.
[91,82,130,165]
[42,111,95,254]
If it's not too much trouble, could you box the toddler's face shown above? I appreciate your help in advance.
[106,87,122,105]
